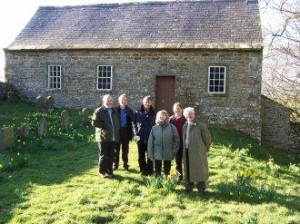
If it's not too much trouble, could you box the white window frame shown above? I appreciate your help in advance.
[97,65,113,90]
[48,65,62,89]
[208,66,226,94]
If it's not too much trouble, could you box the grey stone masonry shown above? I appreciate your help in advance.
[0,127,14,150]
[38,118,48,136]
[45,96,54,111]
[18,123,30,141]
[36,96,46,112]
[5,49,262,140]
[261,96,292,150]
[61,110,70,126]
[80,108,90,126]
[288,123,300,153]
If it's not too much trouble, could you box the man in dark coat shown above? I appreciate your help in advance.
[92,94,120,178]
[134,96,156,175]
[114,94,134,171]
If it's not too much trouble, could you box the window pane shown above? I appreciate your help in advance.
[97,66,112,90]
[208,66,226,93]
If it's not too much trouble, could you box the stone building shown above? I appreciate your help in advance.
[261,95,300,152]
[4,0,263,140]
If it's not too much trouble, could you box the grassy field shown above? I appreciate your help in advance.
[0,100,299,224]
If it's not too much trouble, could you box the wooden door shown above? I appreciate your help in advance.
[155,76,175,115]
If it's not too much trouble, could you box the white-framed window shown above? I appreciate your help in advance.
[48,65,61,89]
[97,65,112,90]
[208,66,226,94]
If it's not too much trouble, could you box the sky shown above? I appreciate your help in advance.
[0,0,174,82]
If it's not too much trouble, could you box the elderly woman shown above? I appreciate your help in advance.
[182,107,211,193]
[148,110,180,177]
[170,102,186,180]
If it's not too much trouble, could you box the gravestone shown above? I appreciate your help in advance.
[0,127,14,150]
[38,118,48,136]
[36,96,46,112]
[61,110,70,126]
[7,90,17,103]
[80,108,90,125]
[17,123,30,141]
[45,96,54,111]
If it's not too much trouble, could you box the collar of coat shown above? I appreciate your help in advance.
[186,121,198,127]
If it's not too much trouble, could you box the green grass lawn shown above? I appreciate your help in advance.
[0,100,299,224]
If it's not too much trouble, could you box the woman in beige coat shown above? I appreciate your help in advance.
[182,107,211,193]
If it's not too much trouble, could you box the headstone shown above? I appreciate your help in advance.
[38,118,48,136]
[45,96,55,111]
[36,96,46,112]
[80,108,90,125]
[17,123,30,141]
[7,90,17,103]
[0,127,14,150]
[61,110,70,126]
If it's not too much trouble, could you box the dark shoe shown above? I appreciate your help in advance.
[113,165,119,170]
[197,182,206,194]
[198,188,205,194]
[185,183,193,193]
[140,170,149,176]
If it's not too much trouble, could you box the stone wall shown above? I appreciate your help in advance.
[5,49,262,140]
[261,95,292,150]
[288,122,300,153]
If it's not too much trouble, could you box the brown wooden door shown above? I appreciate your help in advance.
[155,76,175,115]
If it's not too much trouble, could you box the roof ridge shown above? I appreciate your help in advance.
[38,0,244,10]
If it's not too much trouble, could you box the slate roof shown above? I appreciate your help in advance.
[7,0,263,50]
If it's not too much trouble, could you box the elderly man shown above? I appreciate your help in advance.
[182,107,211,193]
[114,94,134,171]
[92,94,120,178]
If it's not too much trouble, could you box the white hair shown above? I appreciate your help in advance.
[102,94,111,103]
[183,107,195,117]
[118,94,127,102]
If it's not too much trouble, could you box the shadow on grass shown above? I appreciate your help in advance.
[0,141,97,223]
[210,128,300,166]
[172,182,300,212]
[110,173,145,186]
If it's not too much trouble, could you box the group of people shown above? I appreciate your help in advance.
[91,94,211,193]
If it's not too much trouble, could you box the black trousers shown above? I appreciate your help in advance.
[137,141,153,174]
[185,148,190,182]
[114,128,130,168]
[175,146,183,179]
[98,141,116,175]
[154,160,171,176]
